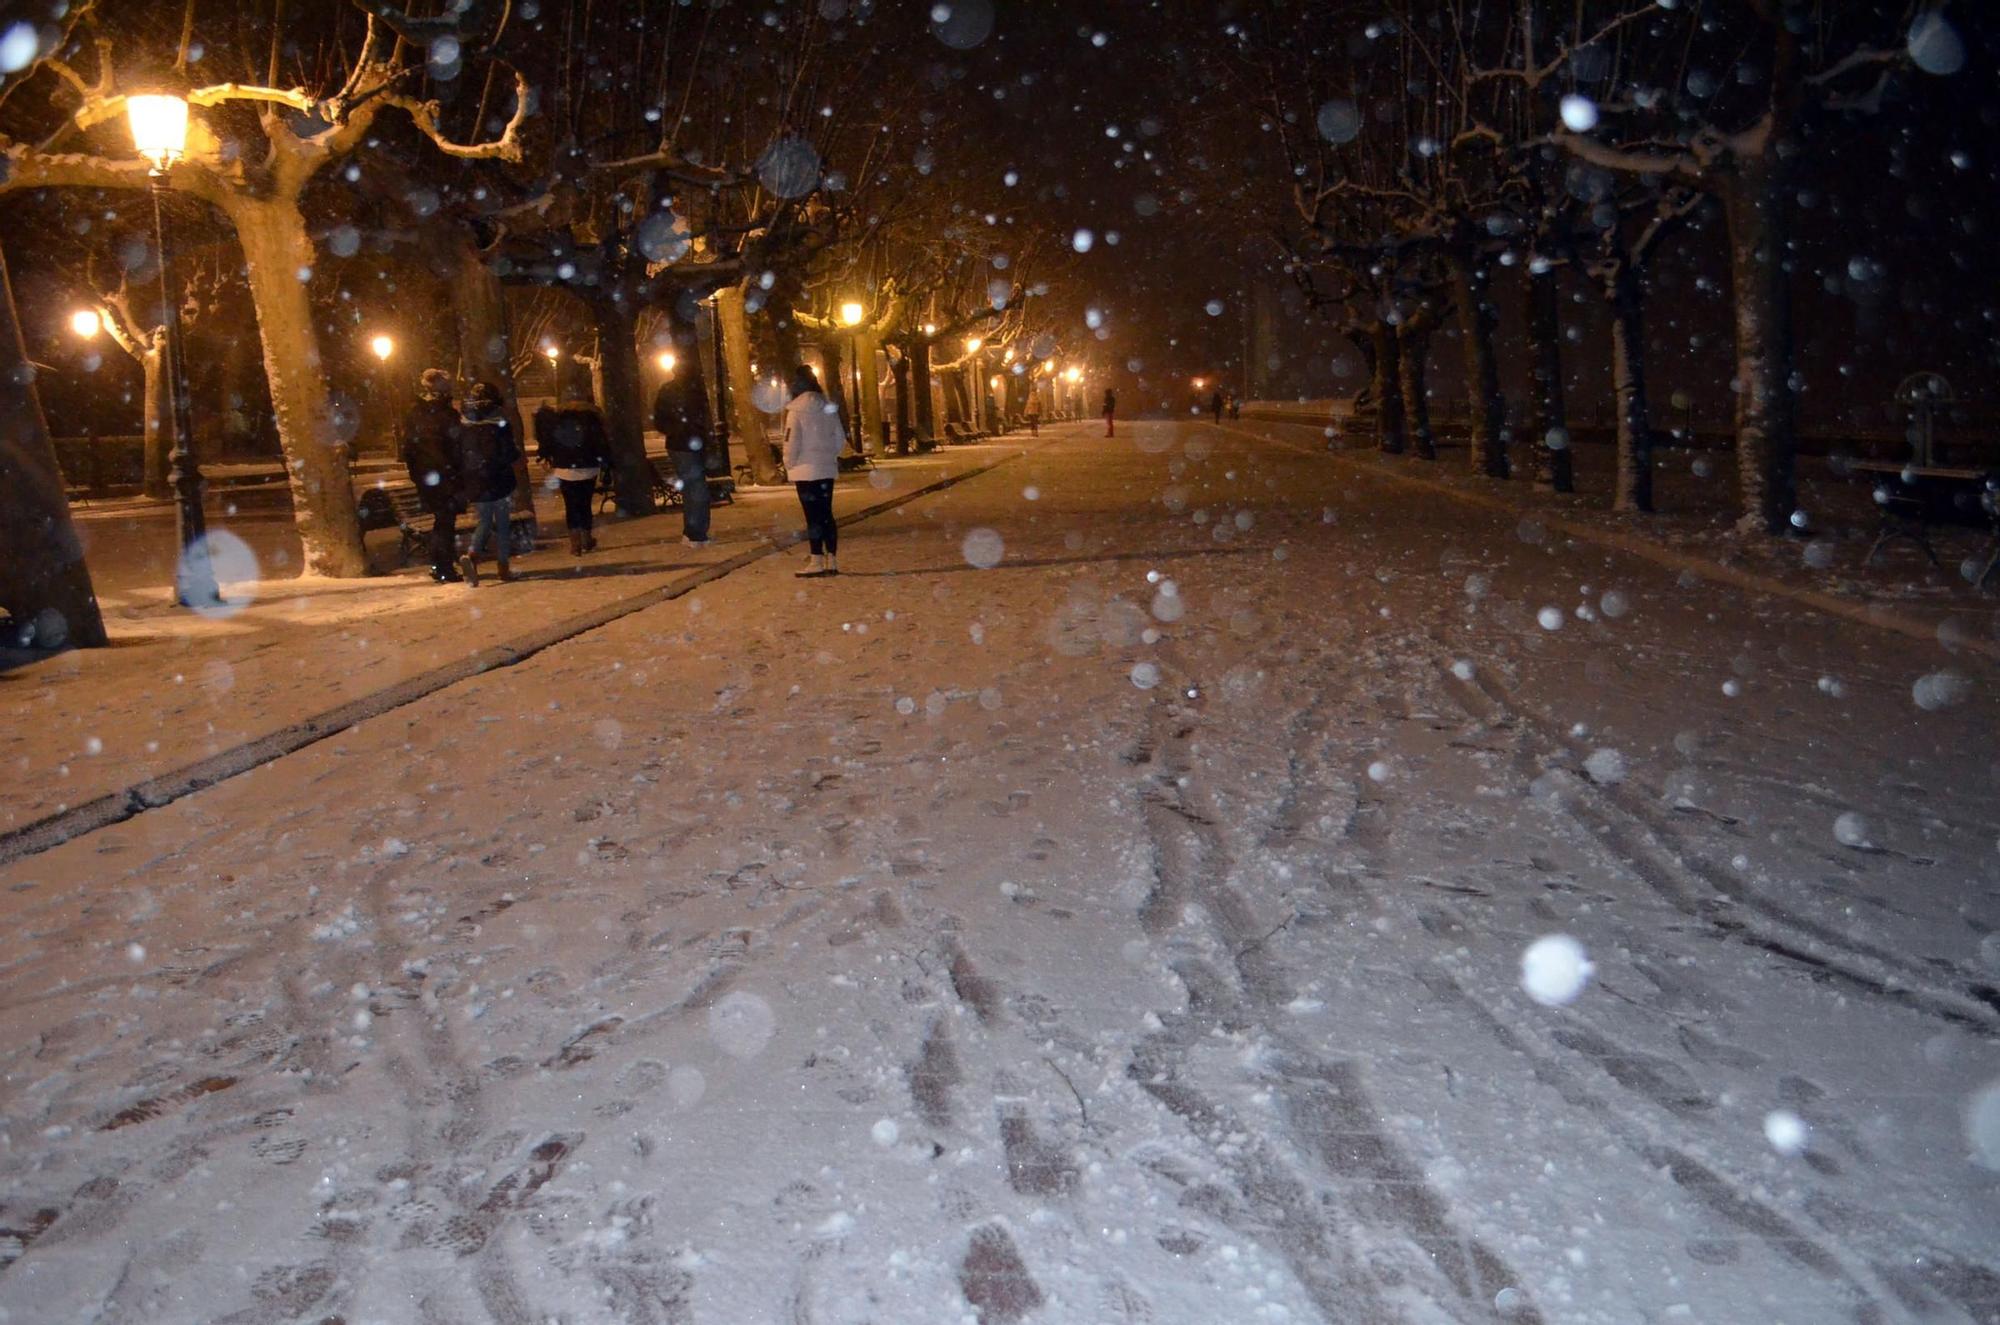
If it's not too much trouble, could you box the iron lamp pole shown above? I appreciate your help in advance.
[128,95,217,607]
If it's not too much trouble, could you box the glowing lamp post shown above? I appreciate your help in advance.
[656,350,677,376]
[838,301,866,448]
[127,92,216,606]
[369,333,395,362]
[70,309,102,339]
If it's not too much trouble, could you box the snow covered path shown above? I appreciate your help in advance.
[3,422,1997,1324]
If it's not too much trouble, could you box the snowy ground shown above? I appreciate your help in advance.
[2,421,1997,1325]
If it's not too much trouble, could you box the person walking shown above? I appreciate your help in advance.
[1024,391,1042,437]
[1209,387,1225,425]
[1102,386,1118,438]
[533,389,613,557]
[781,365,846,578]
[399,368,463,582]
[455,381,522,586]
[652,360,713,547]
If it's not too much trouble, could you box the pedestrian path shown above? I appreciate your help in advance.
[2,433,1066,838]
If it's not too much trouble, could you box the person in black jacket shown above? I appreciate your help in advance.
[534,392,614,556]
[455,381,522,586]
[399,368,463,581]
[651,357,712,546]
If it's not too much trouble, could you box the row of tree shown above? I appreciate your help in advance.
[1,0,1090,646]
[1207,0,1968,531]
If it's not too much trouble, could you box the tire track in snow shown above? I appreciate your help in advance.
[1430,654,2000,1035]
[1125,677,1547,1324]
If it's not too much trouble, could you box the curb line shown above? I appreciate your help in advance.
[1220,421,2000,668]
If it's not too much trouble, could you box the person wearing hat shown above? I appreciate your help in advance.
[456,380,523,585]
[398,368,464,582]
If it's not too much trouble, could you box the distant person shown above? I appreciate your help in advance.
[399,368,463,582]
[1103,387,1117,438]
[1024,392,1042,436]
[1228,392,1241,420]
[1209,387,1225,425]
[533,389,613,557]
[456,381,522,586]
[652,362,713,547]
[781,365,846,578]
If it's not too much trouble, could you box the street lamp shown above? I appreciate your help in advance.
[838,300,865,446]
[127,92,217,606]
[369,333,395,362]
[656,349,676,375]
[70,309,102,339]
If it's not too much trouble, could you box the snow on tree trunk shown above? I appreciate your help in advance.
[854,332,884,454]
[1397,321,1436,461]
[584,297,657,515]
[912,339,937,442]
[447,241,533,517]
[1527,263,1573,493]
[1608,264,1655,514]
[0,248,107,648]
[227,194,368,577]
[1370,318,1406,455]
[1720,164,1797,534]
[715,283,779,485]
[1450,248,1507,478]
[140,340,170,501]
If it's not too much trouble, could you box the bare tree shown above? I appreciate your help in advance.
[0,4,531,574]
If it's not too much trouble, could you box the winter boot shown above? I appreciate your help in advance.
[458,553,479,587]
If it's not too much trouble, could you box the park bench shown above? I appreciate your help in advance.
[357,481,536,566]
[1851,459,2000,587]
[596,457,737,515]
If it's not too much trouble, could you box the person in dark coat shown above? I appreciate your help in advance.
[534,391,614,556]
[1209,387,1225,425]
[1102,386,1117,438]
[399,368,463,581]
[455,381,522,586]
[652,357,713,547]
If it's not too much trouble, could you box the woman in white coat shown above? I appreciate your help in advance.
[781,365,848,577]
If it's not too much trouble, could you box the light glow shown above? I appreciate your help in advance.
[369,334,395,362]
[69,309,102,339]
[127,94,190,172]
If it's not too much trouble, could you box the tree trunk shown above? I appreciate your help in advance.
[913,338,936,442]
[1398,320,1435,460]
[0,247,108,648]
[446,239,534,517]
[1527,261,1573,492]
[1720,163,1796,534]
[1371,318,1405,454]
[716,283,780,484]
[890,349,913,451]
[584,297,657,514]
[944,368,969,428]
[226,194,368,576]
[140,339,170,500]
[1450,247,1508,478]
[1608,264,1655,513]
[855,331,884,454]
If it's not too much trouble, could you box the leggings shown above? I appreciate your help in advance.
[558,477,595,532]
[794,479,837,555]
